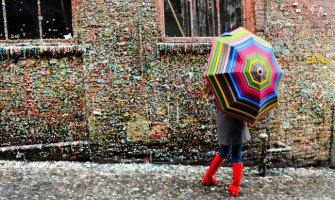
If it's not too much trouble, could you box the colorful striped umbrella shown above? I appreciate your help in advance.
[204,27,282,123]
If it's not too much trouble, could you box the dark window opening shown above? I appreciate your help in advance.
[220,0,243,33]
[1,0,73,40]
[164,0,190,37]
[164,0,243,37]
[41,0,73,39]
[6,0,39,39]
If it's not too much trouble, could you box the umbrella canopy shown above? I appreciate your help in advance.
[204,27,282,123]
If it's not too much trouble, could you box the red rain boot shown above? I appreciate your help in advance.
[228,162,243,196]
[202,154,224,185]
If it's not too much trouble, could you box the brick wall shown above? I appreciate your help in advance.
[1,0,334,167]
[254,0,335,166]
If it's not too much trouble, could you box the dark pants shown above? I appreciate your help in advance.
[218,144,242,163]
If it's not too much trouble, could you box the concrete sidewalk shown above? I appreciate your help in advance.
[0,160,334,200]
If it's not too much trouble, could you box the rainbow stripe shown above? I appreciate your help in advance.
[204,27,282,123]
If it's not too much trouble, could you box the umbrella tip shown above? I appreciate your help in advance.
[220,32,232,37]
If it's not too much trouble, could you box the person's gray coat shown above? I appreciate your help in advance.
[216,110,251,146]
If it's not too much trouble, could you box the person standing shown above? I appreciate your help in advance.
[202,84,251,197]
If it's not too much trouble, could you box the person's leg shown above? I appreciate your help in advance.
[218,145,232,159]
[231,144,242,163]
[229,144,243,196]
[202,145,231,185]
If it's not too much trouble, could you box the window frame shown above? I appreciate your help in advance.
[0,0,79,43]
[155,0,256,43]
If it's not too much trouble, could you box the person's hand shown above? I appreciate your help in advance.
[247,122,256,127]
[202,92,209,99]
[202,81,212,99]
[202,89,210,99]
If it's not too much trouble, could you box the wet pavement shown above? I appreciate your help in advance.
[0,160,334,200]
